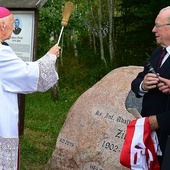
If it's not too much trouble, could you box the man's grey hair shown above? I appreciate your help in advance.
[160,6,170,12]
[160,6,170,22]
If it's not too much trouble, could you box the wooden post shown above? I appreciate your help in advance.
[18,94,25,136]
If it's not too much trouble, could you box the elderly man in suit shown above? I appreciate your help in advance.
[13,18,22,35]
[131,6,170,167]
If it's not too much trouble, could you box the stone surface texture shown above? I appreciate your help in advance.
[45,66,143,170]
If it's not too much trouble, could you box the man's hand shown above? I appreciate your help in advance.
[157,76,170,94]
[149,115,159,131]
[49,45,61,57]
[141,73,159,91]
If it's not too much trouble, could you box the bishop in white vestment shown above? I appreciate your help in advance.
[0,6,61,170]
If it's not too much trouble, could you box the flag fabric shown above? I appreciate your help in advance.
[120,117,162,170]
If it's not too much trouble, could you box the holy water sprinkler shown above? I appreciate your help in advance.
[56,1,74,45]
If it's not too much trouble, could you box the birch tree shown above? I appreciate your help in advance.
[98,0,107,66]
[107,0,115,64]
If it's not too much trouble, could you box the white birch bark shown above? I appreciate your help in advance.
[98,0,107,66]
[108,0,115,64]
[72,29,78,57]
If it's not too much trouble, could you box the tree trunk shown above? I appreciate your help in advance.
[98,0,107,66]
[108,0,115,64]
[72,29,78,57]
[88,5,97,54]
[51,65,60,101]
[93,33,97,54]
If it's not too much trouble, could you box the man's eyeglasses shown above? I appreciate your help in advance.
[154,23,170,28]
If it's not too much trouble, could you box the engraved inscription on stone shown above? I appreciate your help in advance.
[59,138,75,148]
[84,162,105,170]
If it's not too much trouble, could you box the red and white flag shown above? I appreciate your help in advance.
[120,117,162,170]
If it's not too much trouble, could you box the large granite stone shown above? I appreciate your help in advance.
[45,66,143,170]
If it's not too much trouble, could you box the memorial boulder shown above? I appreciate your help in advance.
[45,66,143,170]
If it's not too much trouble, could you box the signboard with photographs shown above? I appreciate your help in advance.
[6,11,35,62]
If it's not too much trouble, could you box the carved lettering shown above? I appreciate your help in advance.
[116,116,131,124]
[90,165,104,170]
[59,138,74,147]
[104,113,114,120]
[95,110,102,116]
[102,140,119,153]
[115,129,125,139]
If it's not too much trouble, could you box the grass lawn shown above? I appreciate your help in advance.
[20,88,81,170]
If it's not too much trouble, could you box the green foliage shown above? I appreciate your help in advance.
[114,0,166,65]
[36,0,170,66]
[37,0,74,56]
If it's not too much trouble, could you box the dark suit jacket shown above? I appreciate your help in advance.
[131,47,170,159]
[13,27,21,35]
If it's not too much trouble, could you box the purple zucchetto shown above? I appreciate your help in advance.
[0,7,11,18]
